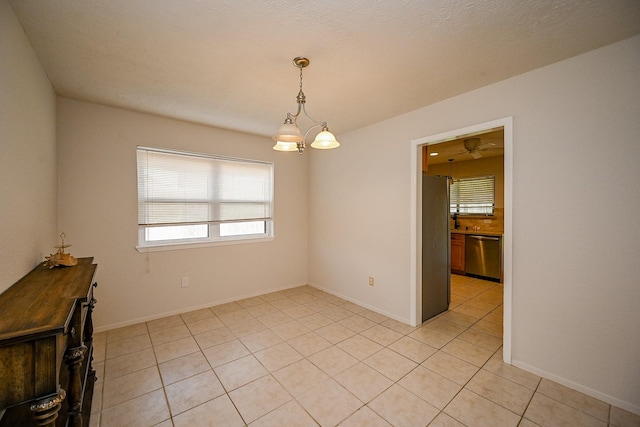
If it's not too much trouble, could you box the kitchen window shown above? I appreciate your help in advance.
[136,147,274,250]
[450,175,495,215]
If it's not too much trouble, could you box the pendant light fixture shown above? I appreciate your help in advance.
[272,57,340,154]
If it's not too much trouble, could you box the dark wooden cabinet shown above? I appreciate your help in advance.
[451,233,465,274]
[0,258,97,427]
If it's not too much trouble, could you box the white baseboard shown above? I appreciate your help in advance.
[307,282,412,326]
[94,282,309,333]
[512,359,640,416]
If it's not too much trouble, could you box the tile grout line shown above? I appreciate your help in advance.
[95,279,508,426]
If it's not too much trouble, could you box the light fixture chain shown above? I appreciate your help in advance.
[296,66,306,104]
[272,56,340,153]
[299,67,303,92]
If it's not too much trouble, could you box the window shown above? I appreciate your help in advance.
[450,175,495,215]
[137,147,273,249]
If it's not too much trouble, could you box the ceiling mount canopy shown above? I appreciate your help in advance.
[272,57,340,154]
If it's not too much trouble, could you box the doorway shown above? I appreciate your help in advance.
[409,117,513,363]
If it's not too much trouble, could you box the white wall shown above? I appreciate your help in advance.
[0,0,57,293]
[57,98,309,330]
[309,36,640,412]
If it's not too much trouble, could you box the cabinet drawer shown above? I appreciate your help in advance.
[451,233,465,242]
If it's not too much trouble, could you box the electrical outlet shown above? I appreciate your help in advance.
[181,277,189,288]
[368,277,374,286]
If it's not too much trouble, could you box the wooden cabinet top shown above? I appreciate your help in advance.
[0,257,96,345]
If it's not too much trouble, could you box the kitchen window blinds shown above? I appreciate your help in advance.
[450,175,495,215]
[137,147,273,247]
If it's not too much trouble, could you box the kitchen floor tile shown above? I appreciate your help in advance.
[428,412,466,426]
[271,320,311,340]
[465,369,534,415]
[153,335,200,363]
[91,278,635,427]
[456,328,503,352]
[185,316,225,335]
[202,339,250,367]
[363,348,417,381]
[308,346,358,377]
[288,331,333,356]
[179,307,215,323]
[229,375,292,424]
[239,328,284,353]
[359,324,403,346]
[100,389,170,427]
[339,406,393,426]
[149,323,191,346]
[523,393,607,427]
[315,322,357,344]
[337,334,384,360]
[106,322,149,343]
[536,378,610,422]
[214,354,268,391]
[482,351,541,390]
[164,370,225,415]
[172,394,244,427]
[610,406,640,426]
[147,314,184,332]
[398,365,461,409]
[334,362,394,403]
[296,379,363,427]
[444,388,521,427]
[250,400,318,427]
[441,337,494,367]
[106,333,152,360]
[338,314,377,333]
[101,365,162,409]
[254,342,303,371]
[422,351,480,385]
[368,384,439,427]
[387,336,437,363]
[408,326,455,349]
[272,358,329,397]
[158,350,211,385]
[103,347,157,380]
[193,326,236,349]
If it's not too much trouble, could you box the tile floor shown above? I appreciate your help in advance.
[88,275,640,427]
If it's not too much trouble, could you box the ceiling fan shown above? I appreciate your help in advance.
[456,137,497,159]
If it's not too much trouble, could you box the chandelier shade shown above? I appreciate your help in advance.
[272,57,340,154]
[310,127,340,150]
[272,141,299,152]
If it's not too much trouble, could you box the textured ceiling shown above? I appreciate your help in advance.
[9,0,640,138]
[427,129,504,165]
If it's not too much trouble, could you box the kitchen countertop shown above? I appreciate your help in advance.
[451,229,503,237]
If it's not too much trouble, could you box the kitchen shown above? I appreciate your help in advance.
[421,127,505,320]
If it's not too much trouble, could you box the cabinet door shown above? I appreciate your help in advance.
[451,236,465,274]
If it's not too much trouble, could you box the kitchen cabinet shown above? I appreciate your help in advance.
[451,233,465,274]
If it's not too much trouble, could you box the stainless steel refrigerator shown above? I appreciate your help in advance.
[422,174,451,322]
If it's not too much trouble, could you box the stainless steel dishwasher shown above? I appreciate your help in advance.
[465,234,502,281]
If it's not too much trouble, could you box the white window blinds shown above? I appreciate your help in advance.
[450,175,495,215]
[137,147,273,226]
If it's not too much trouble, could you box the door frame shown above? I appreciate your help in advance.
[409,117,513,363]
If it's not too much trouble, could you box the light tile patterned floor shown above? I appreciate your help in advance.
[88,275,640,427]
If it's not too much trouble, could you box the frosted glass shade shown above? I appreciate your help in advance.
[310,129,340,149]
[272,140,299,152]
[273,122,303,143]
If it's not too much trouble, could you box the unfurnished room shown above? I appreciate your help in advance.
[1,1,639,426]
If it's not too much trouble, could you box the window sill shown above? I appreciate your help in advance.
[136,236,275,253]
